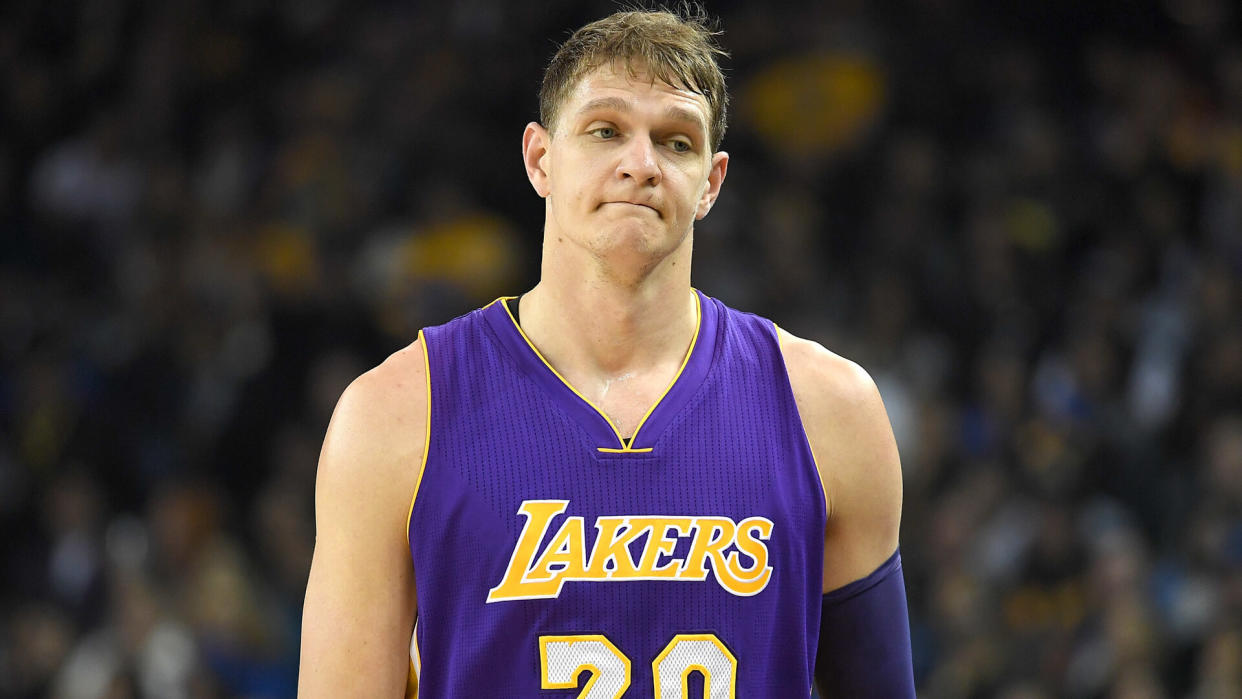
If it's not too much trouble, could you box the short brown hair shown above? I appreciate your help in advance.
[539,8,730,151]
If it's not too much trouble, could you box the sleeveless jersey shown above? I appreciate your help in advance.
[407,290,826,697]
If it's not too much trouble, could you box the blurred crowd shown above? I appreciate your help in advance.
[1,0,1240,697]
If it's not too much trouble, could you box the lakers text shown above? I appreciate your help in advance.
[486,500,774,602]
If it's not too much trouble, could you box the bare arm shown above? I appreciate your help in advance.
[780,329,902,591]
[299,340,427,698]
[780,329,913,697]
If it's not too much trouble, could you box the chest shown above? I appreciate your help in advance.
[415,394,821,605]
[575,372,678,437]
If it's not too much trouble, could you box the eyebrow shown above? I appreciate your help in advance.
[576,97,707,137]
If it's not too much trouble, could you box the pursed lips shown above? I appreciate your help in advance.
[603,200,661,217]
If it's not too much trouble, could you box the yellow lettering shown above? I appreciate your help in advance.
[488,502,775,601]
[679,518,736,581]
[635,518,693,578]
[586,517,646,578]
[531,516,588,581]
[718,517,773,596]
[486,500,569,602]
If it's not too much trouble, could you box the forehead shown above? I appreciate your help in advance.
[562,62,711,129]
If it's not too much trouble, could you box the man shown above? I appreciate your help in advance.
[299,8,914,697]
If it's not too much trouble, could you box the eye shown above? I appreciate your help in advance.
[668,139,692,153]
[590,126,618,139]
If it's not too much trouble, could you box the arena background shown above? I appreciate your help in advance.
[2,1,1241,697]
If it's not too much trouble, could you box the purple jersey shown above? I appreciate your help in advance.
[407,290,826,697]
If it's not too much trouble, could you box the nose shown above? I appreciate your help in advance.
[616,135,661,186]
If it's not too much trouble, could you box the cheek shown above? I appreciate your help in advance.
[552,158,595,207]
[676,174,709,214]
[554,183,588,217]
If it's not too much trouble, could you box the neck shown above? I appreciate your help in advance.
[519,235,696,379]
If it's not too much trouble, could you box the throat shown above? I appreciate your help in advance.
[502,291,700,444]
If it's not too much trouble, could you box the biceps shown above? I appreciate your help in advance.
[299,538,416,698]
[821,449,903,590]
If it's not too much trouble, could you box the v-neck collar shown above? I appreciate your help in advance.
[482,290,719,454]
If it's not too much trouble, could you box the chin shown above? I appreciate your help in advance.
[593,224,688,262]
[595,222,658,247]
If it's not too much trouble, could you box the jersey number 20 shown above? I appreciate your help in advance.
[539,633,736,698]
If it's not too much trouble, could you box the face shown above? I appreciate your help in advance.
[523,62,728,266]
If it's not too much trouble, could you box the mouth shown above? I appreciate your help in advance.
[603,201,661,217]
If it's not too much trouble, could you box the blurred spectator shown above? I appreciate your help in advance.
[1,1,1240,696]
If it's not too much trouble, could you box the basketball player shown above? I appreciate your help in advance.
[299,8,914,698]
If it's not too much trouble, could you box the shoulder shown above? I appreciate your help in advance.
[301,339,426,696]
[776,328,903,585]
[776,328,894,482]
[327,338,427,459]
[777,330,896,511]
[777,328,882,423]
[316,337,428,521]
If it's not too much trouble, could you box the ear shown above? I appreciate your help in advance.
[695,151,729,220]
[523,122,552,198]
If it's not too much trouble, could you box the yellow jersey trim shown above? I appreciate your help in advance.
[774,322,830,519]
[626,290,702,448]
[406,616,421,699]
[405,330,433,547]
[405,658,418,699]
[498,291,701,451]
[498,296,627,446]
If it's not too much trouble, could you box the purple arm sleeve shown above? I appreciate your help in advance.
[814,549,915,698]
